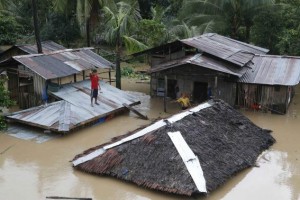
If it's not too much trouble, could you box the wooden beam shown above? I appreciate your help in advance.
[164,75,167,112]
[122,103,148,120]
[109,69,111,85]
[46,196,92,200]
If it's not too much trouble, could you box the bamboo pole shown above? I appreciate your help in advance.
[164,75,168,112]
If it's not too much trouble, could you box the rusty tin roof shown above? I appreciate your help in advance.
[239,55,300,86]
[13,48,113,80]
[7,80,140,132]
[150,54,247,77]
[17,41,66,54]
[181,33,269,67]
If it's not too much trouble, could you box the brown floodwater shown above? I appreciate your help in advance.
[0,78,299,200]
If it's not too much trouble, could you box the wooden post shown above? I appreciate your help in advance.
[169,46,171,61]
[109,69,111,85]
[17,70,20,106]
[214,76,218,88]
[83,71,85,80]
[164,75,168,112]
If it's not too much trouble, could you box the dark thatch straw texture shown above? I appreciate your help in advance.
[73,100,275,196]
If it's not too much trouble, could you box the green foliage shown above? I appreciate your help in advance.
[180,0,275,41]
[0,115,7,130]
[136,19,168,47]
[40,12,81,46]
[251,8,283,53]
[275,2,300,55]
[102,1,144,89]
[121,65,150,79]
[123,36,148,54]
[0,14,22,45]
[0,75,15,130]
[121,66,134,76]
[277,28,300,55]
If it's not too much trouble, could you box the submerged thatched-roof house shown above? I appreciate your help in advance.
[72,100,275,196]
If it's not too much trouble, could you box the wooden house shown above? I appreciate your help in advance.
[0,41,114,109]
[134,33,269,105]
[72,99,275,196]
[134,33,300,114]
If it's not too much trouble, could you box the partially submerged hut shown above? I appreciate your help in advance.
[0,41,114,109]
[6,80,140,133]
[72,100,275,196]
[237,55,300,114]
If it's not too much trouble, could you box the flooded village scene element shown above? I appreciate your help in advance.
[0,1,300,200]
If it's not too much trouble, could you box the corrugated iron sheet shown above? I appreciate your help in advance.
[7,80,140,132]
[13,48,113,80]
[17,41,66,54]
[238,55,300,86]
[150,54,247,77]
[181,33,269,67]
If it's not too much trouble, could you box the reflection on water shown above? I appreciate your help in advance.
[0,79,299,200]
[221,151,294,200]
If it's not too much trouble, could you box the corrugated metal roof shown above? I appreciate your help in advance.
[238,55,300,86]
[13,48,113,80]
[7,80,140,132]
[181,33,269,67]
[150,54,247,77]
[17,41,66,54]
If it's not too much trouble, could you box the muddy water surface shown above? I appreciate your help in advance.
[0,78,299,200]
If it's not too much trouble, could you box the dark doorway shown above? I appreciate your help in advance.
[193,82,208,102]
[167,79,177,99]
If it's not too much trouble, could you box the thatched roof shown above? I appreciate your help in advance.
[72,100,275,196]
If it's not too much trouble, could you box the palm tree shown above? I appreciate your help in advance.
[31,0,42,53]
[0,0,9,10]
[170,20,214,39]
[102,1,147,89]
[0,0,14,15]
[180,0,275,41]
[53,0,105,47]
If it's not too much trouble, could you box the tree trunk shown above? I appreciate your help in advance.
[138,0,152,19]
[231,13,239,39]
[86,17,91,47]
[115,33,121,89]
[245,25,251,43]
[31,0,42,53]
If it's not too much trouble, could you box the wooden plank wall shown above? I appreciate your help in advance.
[150,65,237,105]
[237,83,289,113]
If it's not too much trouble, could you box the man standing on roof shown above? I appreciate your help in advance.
[90,68,101,107]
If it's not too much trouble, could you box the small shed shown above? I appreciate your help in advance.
[237,55,300,114]
[0,43,114,109]
[72,100,275,196]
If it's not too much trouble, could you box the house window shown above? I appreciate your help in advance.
[157,78,164,88]
[157,78,165,97]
